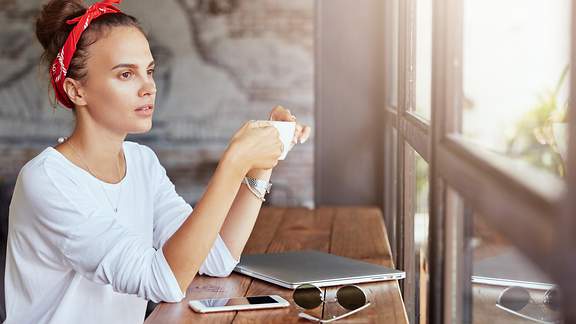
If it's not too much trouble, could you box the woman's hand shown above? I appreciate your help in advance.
[226,120,283,175]
[269,105,312,148]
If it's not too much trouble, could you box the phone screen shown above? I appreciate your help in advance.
[198,296,279,308]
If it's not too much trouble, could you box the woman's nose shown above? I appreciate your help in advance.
[139,80,156,97]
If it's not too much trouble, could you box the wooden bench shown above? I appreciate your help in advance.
[145,207,408,323]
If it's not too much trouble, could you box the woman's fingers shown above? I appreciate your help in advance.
[293,124,303,143]
[267,105,312,145]
[291,124,311,145]
[299,125,312,144]
[269,105,294,121]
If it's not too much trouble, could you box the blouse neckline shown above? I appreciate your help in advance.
[46,142,130,188]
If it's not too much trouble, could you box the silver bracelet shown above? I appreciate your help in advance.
[242,176,272,202]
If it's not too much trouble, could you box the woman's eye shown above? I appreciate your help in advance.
[120,71,132,79]
[147,69,155,76]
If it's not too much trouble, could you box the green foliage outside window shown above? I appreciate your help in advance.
[506,65,569,177]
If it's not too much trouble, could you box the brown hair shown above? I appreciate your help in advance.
[35,0,144,86]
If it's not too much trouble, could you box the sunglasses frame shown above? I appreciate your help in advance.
[496,286,560,324]
[292,284,372,323]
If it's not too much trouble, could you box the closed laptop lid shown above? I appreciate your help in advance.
[234,250,405,288]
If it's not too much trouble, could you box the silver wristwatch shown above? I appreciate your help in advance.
[242,176,272,201]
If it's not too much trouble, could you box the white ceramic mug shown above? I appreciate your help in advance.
[257,120,296,160]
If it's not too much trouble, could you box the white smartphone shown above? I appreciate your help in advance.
[188,295,290,313]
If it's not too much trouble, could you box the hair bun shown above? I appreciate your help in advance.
[36,0,86,64]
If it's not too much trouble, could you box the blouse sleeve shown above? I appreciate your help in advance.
[22,160,185,303]
[148,146,239,277]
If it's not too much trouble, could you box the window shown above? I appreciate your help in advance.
[414,0,432,120]
[384,1,432,322]
[413,149,430,323]
[383,0,574,322]
[462,0,571,177]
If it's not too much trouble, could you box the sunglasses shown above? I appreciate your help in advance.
[496,286,561,324]
[292,284,371,323]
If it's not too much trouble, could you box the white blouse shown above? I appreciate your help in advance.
[4,141,239,324]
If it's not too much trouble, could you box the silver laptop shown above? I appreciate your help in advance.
[234,250,406,289]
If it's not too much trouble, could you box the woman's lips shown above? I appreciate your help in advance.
[135,105,154,117]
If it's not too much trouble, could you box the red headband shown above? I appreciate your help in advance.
[50,0,123,109]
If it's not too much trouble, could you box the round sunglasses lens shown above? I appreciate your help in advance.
[336,285,367,310]
[293,284,323,309]
[498,286,530,312]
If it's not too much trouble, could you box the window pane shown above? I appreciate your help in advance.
[472,213,561,323]
[414,0,432,119]
[462,0,571,177]
[410,146,430,323]
[385,126,398,262]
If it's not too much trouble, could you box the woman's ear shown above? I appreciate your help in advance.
[63,78,87,107]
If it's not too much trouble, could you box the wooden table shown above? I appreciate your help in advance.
[145,207,408,323]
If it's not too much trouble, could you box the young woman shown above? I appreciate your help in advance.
[3,0,311,323]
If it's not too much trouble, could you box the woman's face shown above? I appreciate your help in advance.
[76,25,156,135]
